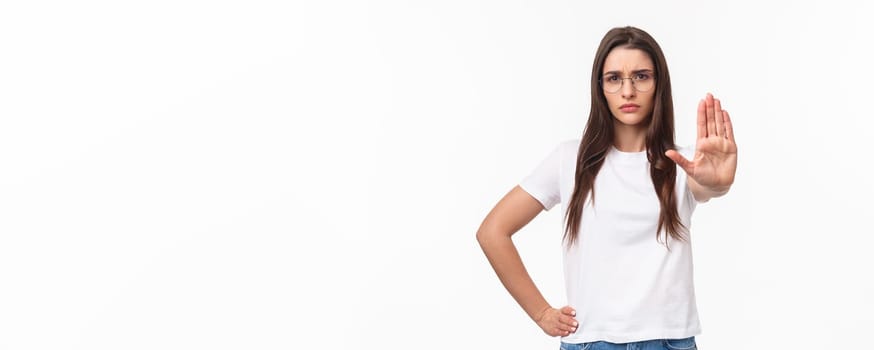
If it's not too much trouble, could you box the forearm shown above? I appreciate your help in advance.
[477,232,550,321]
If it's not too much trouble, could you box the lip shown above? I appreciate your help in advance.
[619,103,640,112]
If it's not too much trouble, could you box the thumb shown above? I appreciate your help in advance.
[665,150,693,175]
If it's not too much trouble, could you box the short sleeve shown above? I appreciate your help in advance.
[519,143,563,211]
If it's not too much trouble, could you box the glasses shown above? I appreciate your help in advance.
[600,71,655,94]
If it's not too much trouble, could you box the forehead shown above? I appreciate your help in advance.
[603,47,654,73]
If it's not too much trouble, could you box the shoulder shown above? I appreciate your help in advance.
[529,139,579,168]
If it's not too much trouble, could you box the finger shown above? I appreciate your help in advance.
[559,321,576,332]
[665,149,694,175]
[560,306,576,317]
[696,99,706,140]
[714,98,724,137]
[556,322,576,335]
[723,110,735,142]
[553,326,572,336]
[559,314,578,327]
[705,93,716,137]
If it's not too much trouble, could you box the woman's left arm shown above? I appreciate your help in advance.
[665,93,738,202]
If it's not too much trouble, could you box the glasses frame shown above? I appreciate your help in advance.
[599,73,656,94]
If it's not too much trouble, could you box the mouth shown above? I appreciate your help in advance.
[619,103,640,112]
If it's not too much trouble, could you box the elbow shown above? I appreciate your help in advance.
[476,224,506,248]
[476,228,489,246]
[476,223,495,247]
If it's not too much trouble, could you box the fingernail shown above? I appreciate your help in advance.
[573,322,578,327]
[571,311,576,316]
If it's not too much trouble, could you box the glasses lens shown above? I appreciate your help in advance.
[632,74,654,92]
[602,76,622,93]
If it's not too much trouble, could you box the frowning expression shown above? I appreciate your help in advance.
[601,47,656,127]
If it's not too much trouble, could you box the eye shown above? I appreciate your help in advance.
[634,72,652,81]
[604,75,619,82]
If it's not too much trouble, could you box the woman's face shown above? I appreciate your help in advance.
[601,47,656,127]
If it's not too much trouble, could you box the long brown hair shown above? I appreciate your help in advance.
[563,26,685,247]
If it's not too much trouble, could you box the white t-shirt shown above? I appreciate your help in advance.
[519,139,702,344]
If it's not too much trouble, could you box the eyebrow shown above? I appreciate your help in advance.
[603,69,654,75]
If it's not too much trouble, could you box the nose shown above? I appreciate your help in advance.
[620,78,635,99]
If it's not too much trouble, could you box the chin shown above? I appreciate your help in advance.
[614,114,649,126]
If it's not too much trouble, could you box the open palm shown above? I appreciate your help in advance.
[666,93,737,190]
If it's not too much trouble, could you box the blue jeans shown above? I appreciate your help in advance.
[560,336,697,350]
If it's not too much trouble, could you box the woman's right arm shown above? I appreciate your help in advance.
[476,185,578,337]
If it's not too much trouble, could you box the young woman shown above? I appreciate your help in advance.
[476,26,737,350]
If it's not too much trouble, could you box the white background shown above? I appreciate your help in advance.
[1,1,872,349]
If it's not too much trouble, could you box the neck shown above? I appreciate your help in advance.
[612,121,647,152]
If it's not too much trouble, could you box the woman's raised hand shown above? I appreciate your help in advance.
[665,93,737,195]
